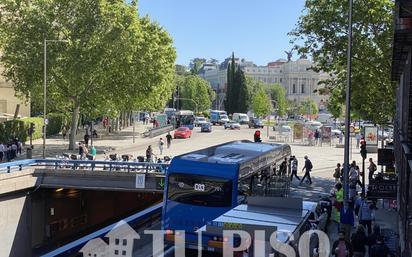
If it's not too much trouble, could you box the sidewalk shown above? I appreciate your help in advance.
[7,122,159,161]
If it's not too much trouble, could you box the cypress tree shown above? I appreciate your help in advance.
[237,68,249,113]
[225,62,231,111]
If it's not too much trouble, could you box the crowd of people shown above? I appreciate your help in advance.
[0,138,24,162]
[329,158,394,257]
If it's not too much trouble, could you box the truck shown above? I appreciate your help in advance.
[210,110,228,125]
[232,113,250,124]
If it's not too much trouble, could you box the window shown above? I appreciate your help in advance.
[167,173,232,207]
[301,84,305,94]
[280,78,282,83]
[122,239,127,246]
[115,250,119,255]
[122,250,127,256]
[115,239,120,245]
[292,84,296,94]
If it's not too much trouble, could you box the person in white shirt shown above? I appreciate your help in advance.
[158,138,164,155]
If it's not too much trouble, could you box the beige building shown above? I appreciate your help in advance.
[0,64,30,120]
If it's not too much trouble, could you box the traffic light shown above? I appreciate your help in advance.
[254,130,262,143]
[360,140,367,159]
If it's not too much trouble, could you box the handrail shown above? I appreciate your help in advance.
[0,159,169,174]
[41,203,163,257]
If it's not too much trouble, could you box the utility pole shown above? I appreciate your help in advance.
[343,0,353,203]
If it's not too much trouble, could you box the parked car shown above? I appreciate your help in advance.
[224,121,241,130]
[248,118,264,128]
[194,116,208,127]
[200,122,212,132]
[173,127,192,139]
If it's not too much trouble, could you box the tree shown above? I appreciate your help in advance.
[252,88,272,118]
[225,53,236,113]
[265,83,288,116]
[299,99,318,116]
[189,58,206,75]
[289,0,395,124]
[235,67,249,113]
[175,75,215,112]
[0,0,176,149]
[176,64,190,76]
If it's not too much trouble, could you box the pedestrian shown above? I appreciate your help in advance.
[11,142,17,159]
[158,138,164,155]
[290,156,300,182]
[17,140,22,156]
[351,225,367,257]
[339,132,343,144]
[369,235,391,257]
[78,143,84,159]
[84,134,89,147]
[356,133,361,148]
[332,230,353,257]
[279,157,288,176]
[62,127,67,140]
[166,132,172,149]
[300,155,313,185]
[368,158,377,181]
[367,225,381,252]
[356,197,375,235]
[0,142,4,162]
[90,145,97,160]
[333,183,344,224]
[83,145,89,160]
[334,163,341,182]
[340,201,355,242]
[314,129,320,146]
[145,113,150,125]
[146,145,153,162]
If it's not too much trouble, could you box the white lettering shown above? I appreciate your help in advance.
[223,230,251,257]
[269,230,296,257]
[298,230,330,257]
[144,230,164,256]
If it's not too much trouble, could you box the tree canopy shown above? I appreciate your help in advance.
[0,0,176,149]
[225,53,249,114]
[251,87,272,118]
[289,0,395,124]
[175,75,215,112]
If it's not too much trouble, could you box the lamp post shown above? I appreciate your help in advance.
[343,0,353,203]
[43,39,68,159]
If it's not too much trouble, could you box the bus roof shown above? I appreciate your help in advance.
[175,140,289,165]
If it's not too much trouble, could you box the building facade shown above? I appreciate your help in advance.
[0,63,30,120]
[200,57,329,110]
[392,1,412,256]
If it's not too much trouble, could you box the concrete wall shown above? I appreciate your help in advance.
[0,192,32,257]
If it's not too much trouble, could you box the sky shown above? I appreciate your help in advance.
[139,0,306,66]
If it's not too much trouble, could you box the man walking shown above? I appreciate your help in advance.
[290,156,300,182]
[166,132,172,149]
[300,155,313,185]
[158,138,164,155]
[368,158,377,181]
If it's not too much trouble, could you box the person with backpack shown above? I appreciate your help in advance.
[300,155,313,185]
[290,156,300,182]
[158,138,164,155]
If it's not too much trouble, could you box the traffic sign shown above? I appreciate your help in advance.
[135,174,146,189]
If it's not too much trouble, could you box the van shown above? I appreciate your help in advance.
[232,113,249,124]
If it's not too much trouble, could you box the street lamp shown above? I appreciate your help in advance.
[173,97,198,113]
[43,39,68,159]
[267,100,277,138]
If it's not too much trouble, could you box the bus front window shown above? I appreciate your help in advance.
[167,173,232,207]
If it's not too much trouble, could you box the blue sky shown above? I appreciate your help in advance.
[139,0,306,66]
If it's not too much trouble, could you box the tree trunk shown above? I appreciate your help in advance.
[69,100,80,150]
[115,117,119,131]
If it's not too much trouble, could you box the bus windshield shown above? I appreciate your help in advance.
[178,115,194,125]
[167,173,232,207]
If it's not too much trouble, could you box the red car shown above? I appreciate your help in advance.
[174,127,192,139]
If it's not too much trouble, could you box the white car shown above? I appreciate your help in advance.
[219,114,230,124]
[224,121,241,130]
[194,116,207,127]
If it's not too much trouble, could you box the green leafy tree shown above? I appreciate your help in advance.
[176,64,190,76]
[299,99,318,116]
[252,88,272,118]
[189,58,206,75]
[176,75,215,112]
[0,0,176,150]
[289,0,395,124]
[265,83,288,116]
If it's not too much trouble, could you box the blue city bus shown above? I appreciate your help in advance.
[174,110,195,130]
[161,140,291,249]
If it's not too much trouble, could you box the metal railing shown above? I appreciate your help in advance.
[0,159,170,174]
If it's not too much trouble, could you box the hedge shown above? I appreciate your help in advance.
[0,113,66,143]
